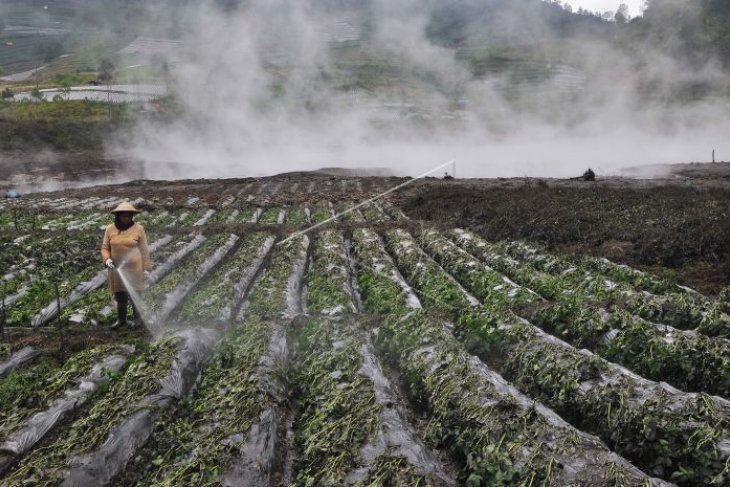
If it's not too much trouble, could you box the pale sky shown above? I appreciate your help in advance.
[562,0,645,17]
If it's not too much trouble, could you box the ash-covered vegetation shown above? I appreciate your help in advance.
[1,184,729,485]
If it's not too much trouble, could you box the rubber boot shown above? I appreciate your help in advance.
[112,292,128,329]
[129,307,141,329]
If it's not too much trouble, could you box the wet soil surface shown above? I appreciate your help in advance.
[4,328,149,355]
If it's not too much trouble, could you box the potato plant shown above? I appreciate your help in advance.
[177,233,272,322]
[449,229,730,398]
[383,228,729,486]
[377,311,659,487]
[142,233,232,317]
[305,230,357,316]
[0,339,179,486]
[495,240,730,338]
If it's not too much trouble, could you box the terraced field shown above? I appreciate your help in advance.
[1,179,729,487]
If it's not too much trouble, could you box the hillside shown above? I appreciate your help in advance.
[638,0,730,66]
[1,0,729,162]
[3,0,729,80]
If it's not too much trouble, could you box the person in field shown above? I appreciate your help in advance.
[101,202,152,328]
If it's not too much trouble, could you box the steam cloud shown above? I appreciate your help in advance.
[121,0,730,179]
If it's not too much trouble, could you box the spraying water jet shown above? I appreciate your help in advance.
[113,261,158,337]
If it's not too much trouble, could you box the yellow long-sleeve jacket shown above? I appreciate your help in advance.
[101,223,152,293]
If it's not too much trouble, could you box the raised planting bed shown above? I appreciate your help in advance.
[204,207,256,225]
[176,233,275,324]
[377,311,671,487]
[494,240,730,338]
[173,209,211,227]
[290,317,380,485]
[448,229,730,398]
[0,210,98,233]
[257,208,285,224]
[305,230,357,316]
[5,232,104,326]
[191,209,217,226]
[0,344,131,442]
[59,329,222,486]
[417,229,540,310]
[2,232,100,303]
[244,236,310,321]
[0,345,133,474]
[383,229,477,314]
[378,229,730,485]
[360,202,391,223]
[142,233,238,328]
[0,338,181,486]
[352,227,420,315]
[128,317,279,486]
[345,331,455,486]
[123,236,310,486]
[285,206,309,225]
[457,309,730,486]
[138,211,180,229]
[309,201,334,224]
[379,201,409,222]
[334,202,361,223]
[0,347,40,379]
[66,213,107,231]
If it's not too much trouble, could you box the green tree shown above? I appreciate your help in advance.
[98,58,115,85]
[59,81,72,101]
[615,3,630,23]
[98,58,115,118]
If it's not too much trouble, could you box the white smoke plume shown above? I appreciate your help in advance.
[120,0,730,179]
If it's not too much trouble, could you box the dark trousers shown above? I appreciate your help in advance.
[114,291,140,323]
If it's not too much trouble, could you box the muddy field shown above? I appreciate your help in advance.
[1,168,729,486]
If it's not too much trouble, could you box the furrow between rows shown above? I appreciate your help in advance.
[0,347,134,475]
[0,338,181,486]
[494,239,730,338]
[448,229,730,398]
[383,228,725,485]
[290,230,454,485]
[117,235,309,486]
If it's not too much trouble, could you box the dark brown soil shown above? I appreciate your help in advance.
[398,176,730,295]
[4,328,148,355]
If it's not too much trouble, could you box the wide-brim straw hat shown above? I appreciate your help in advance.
[111,201,141,214]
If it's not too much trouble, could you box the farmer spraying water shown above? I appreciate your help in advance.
[101,202,152,328]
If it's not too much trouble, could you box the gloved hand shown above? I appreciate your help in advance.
[105,259,115,269]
